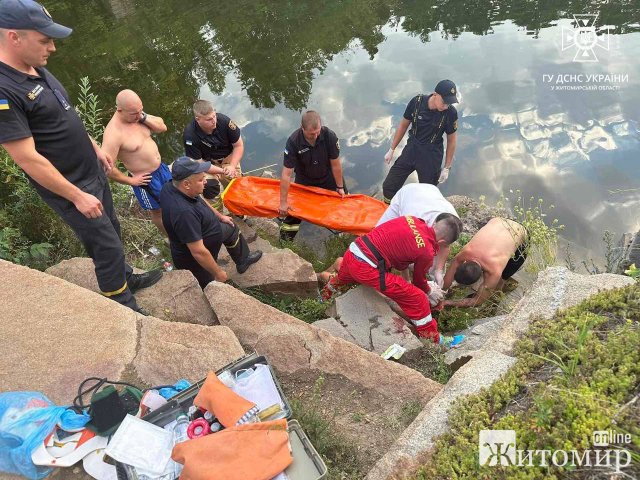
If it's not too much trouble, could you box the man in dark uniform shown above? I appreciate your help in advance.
[183,99,243,209]
[160,157,262,289]
[278,110,345,241]
[382,79,459,204]
[0,0,160,311]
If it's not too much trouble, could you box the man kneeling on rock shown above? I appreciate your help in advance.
[160,157,262,288]
[442,217,528,307]
[320,215,463,346]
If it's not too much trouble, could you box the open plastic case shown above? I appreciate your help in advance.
[115,353,327,480]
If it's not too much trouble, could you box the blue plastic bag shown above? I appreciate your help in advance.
[0,392,89,480]
[158,379,191,400]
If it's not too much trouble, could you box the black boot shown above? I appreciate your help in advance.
[128,269,163,293]
[236,250,263,274]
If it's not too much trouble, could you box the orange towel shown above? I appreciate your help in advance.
[193,372,256,428]
[172,419,292,480]
[221,176,387,235]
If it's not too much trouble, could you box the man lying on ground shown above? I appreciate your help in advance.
[442,217,529,307]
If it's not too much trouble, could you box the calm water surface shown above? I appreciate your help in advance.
[47,0,640,254]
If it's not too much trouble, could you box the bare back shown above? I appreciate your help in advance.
[457,217,527,277]
[103,114,161,173]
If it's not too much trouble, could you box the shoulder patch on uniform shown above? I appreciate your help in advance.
[185,140,193,146]
[453,120,458,130]
[336,139,340,150]
[0,99,10,110]
[229,120,237,130]
[284,148,289,155]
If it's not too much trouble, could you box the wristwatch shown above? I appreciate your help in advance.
[139,112,148,124]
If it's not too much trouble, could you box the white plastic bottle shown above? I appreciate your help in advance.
[173,414,189,478]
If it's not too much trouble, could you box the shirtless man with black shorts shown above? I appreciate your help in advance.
[442,217,529,307]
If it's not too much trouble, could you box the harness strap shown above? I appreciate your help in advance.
[361,235,387,292]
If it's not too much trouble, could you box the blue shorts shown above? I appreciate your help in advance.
[132,163,172,210]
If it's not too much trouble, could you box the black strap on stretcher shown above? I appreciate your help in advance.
[361,235,387,292]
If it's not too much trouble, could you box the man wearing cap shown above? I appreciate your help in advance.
[382,79,459,204]
[0,0,160,311]
[160,157,262,288]
[183,99,243,210]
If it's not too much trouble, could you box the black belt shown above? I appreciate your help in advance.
[361,236,386,292]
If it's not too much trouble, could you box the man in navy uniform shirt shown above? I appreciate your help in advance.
[382,80,459,203]
[0,0,160,311]
[183,99,243,209]
[278,110,345,241]
[160,157,262,288]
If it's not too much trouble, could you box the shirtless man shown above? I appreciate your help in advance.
[442,217,529,307]
[102,89,170,234]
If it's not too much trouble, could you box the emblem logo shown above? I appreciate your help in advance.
[451,87,455,94]
[229,120,237,130]
[562,13,610,62]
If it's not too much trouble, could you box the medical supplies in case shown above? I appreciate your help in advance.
[114,353,327,480]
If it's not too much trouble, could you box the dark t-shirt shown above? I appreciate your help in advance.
[0,62,100,198]
[160,182,223,260]
[183,114,241,161]
[283,126,340,187]
[402,94,458,148]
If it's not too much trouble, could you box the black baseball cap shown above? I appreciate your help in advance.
[172,157,212,181]
[0,0,72,38]
[435,79,458,105]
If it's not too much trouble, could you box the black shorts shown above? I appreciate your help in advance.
[501,241,529,280]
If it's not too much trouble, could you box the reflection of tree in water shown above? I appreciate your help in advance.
[47,0,638,141]
[47,0,229,157]
[398,0,640,41]
[206,0,396,110]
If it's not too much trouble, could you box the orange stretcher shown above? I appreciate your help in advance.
[221,177,386,236]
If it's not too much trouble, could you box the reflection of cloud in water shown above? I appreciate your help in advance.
[194,19,638,252]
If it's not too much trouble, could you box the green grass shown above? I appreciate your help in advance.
[409,284,640,479]
[243,287,327,323]
[290,376,364,480]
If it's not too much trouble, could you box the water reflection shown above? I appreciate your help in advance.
[46,0,640,253]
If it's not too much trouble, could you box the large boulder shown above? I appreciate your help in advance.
[204,282,441,403]
[134,270,217,325]
[0,259,139,405]
[243,216,280,241]
[219,249,319,299]
[46,258,216,325]
[134,317,245,386]
[446,195,506,235]
[318,286,422,355]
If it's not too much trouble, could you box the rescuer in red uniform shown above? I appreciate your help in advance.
[321,215,461,344]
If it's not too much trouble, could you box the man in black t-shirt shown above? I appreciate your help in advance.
[183,99,243,209]
[382,80,459,204]
[278,110,345,241]
[0,0,160,311]
[160,157,262,288]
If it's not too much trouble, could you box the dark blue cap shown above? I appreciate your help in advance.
[0,0,72,38]
[435,79,458,105]
[172,157,212,181]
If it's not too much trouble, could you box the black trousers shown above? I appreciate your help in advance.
[279,177,343,242]
[173,222,249,289]
[382,142,443,203]
[41,173,137,309]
